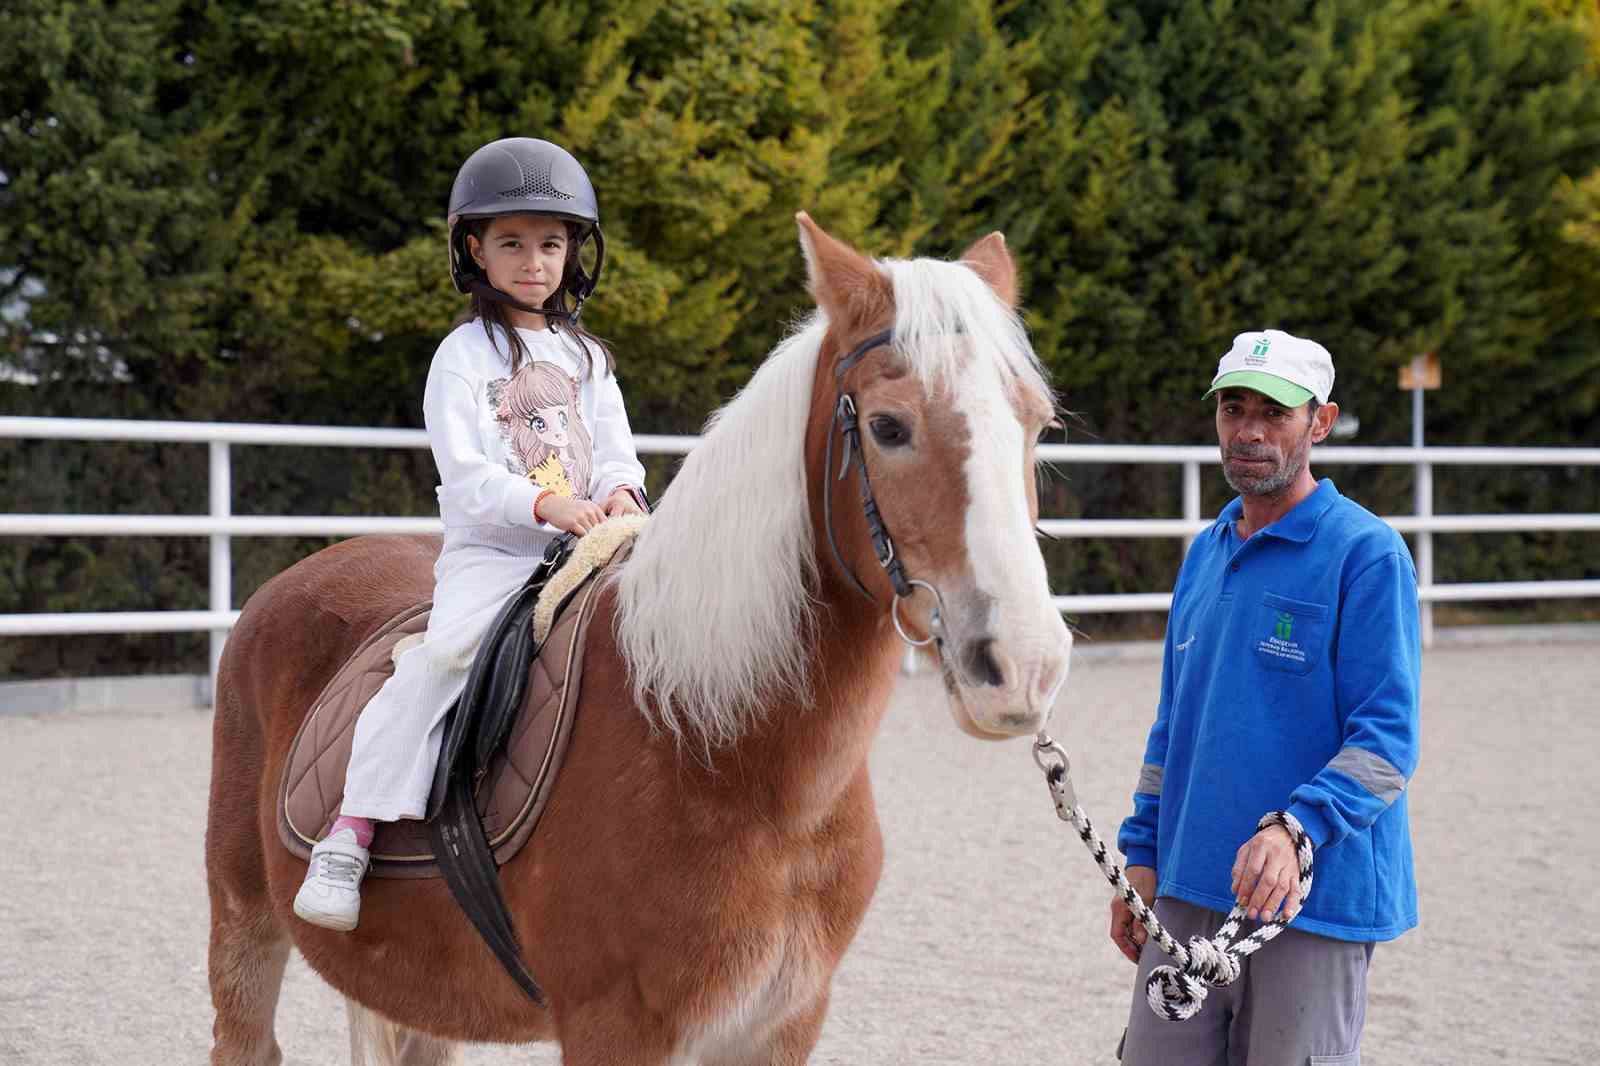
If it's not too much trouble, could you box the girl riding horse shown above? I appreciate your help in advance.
[208,212,1072,1065]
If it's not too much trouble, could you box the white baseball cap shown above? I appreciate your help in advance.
[1204,329,1335,406]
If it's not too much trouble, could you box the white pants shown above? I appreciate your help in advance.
[340,530,551,821]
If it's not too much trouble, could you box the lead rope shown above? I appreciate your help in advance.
[1031,733,1314,1021]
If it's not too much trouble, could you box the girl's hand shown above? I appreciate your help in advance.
[604,489,645,518]
[537,495,606,536]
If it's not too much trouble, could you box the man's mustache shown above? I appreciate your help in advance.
[1226,446,1277,461]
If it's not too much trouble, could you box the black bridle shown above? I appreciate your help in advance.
[824,328,908,602]
[822,328,948,649]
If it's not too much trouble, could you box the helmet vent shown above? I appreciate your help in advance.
[501,157,575,202]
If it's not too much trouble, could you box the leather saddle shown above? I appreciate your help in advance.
[276,534,611,879]
[278,518,645,1002]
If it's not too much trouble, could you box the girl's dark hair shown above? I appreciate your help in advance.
[456,218,615,378]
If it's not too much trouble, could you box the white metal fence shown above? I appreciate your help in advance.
[3,417,1598,679]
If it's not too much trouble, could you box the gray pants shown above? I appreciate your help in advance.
[1119,898,1374,1066]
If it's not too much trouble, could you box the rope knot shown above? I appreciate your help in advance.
[1030,754,1318,1026]
[1184,935,1240,985]
[1143,936,1241,1021]
[1145,964,1207,1021]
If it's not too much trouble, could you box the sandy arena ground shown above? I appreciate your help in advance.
[1,642,1595,1065]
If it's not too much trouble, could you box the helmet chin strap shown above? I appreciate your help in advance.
[468,279,585,329]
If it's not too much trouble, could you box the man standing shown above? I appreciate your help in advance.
[1113,330,1420,1065]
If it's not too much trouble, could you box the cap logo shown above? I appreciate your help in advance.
[1241,335,1272,367]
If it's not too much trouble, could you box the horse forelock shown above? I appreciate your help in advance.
[881,256,1053,412]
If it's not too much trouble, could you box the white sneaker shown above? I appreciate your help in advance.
[293,828,369,931]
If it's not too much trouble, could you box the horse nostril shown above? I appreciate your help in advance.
[963,637,1005,687]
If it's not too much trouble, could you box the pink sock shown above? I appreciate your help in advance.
[330,815,375,849]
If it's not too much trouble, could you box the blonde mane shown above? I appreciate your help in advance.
[615,317,825,750]
[615,255,1050,749]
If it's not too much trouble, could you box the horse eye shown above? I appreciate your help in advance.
[869,415,909,446]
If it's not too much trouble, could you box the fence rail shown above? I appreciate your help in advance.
[3,417,1598,676]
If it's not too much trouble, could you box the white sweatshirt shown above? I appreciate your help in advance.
[422,319,646,554]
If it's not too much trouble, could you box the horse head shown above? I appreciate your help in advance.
[797,212,1072,739]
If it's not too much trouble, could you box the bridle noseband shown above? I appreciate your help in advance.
[823,328,946,649]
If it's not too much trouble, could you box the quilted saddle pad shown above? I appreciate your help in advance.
[275,565,607,879]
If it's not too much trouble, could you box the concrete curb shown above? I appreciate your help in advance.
[0,673,209,716]
[1432,621,1600,645]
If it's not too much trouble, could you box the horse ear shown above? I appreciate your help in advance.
[960,231,1019,309]
[796,212,891,330]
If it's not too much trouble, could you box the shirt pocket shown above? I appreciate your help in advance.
[1252,592,1329,676]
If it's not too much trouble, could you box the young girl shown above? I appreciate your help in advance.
[294,137,647,931]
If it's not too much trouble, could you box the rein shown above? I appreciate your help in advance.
[1030,734,1315,1021]
[823,328,947,649]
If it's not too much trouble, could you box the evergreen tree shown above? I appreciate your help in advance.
[997,0,1600,616]
[0,0,225,389]
[0,0,1059,674]
[2,0,1596,676]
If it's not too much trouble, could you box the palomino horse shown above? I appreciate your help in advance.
[206,213,1072,1065]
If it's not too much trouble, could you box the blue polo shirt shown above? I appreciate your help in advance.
[1118,479,1420,942]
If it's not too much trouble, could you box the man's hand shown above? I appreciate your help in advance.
[603,489,645,519]
[1231,824,1303,922]
[538,495,607,535]
[1109,865,1157,964]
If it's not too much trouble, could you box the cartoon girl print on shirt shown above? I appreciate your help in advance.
[490,361,594,500]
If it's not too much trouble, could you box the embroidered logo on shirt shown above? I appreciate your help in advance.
[1176,633,1197,652]
[488,361,592,499]
[1258,612,1307,664]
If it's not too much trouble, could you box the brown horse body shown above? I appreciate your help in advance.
[208,215,1071,1064]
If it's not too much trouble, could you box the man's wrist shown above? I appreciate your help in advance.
[1121,845,1158,871]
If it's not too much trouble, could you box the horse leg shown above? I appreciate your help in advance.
[346,1000,461,1066]
[700,993,830,1066]
[556,998,676,1066]
[207,904,290,1066]
[207,679,292,1066]
[764,996,830,1066]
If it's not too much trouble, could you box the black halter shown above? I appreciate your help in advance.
[823,328,915,603]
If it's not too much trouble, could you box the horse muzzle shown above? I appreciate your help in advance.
[941,628,1072,739]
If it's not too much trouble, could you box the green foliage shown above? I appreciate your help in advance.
[1013,0,1600,445]
[3,0,1598,675]
[1007,0,1600,626]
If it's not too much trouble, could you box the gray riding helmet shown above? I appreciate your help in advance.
[447,138,605,307]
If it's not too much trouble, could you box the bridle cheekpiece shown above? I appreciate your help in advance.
[823,327,946,649]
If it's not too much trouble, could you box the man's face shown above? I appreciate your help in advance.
[1215,388,1330,497]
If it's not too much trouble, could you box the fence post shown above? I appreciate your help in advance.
[1182,460,1201,553]
[209,440,232,704]
[1416,457,1434,649]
